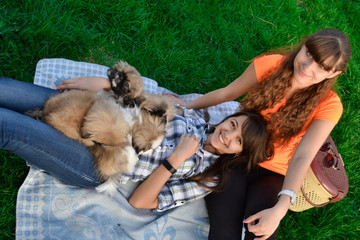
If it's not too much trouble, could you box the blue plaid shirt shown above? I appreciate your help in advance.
[120,107,219,212]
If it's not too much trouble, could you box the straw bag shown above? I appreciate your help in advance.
[289,136,349,212]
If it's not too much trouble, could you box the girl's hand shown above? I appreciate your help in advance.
[243,201,288,240]
[168,134,200,167]
[56,76,110,92]
[162,94,187,108]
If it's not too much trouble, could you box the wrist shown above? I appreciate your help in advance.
[184,102,190,109]
[167,153,185,169]
[103,78,111,89]
[162,160,177,174]
[278,189,296,205]
[274,195,291,219]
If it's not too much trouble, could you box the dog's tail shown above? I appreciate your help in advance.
[24,108,43,121]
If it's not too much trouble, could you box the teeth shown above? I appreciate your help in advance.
[219,134,224,144]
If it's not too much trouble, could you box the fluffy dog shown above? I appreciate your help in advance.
[107,61,144,107]
[27,60,183,196]
[107,61,183,153]
[107,60,183,123]
[131,109,167,154]
[81,96,139,196]
[37,90,96,147]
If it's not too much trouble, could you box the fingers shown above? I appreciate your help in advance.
[162,94,187,107]
[244,215,271,240]
[243,214,258,224]
[185,133,200,142]
[56,79,78,91]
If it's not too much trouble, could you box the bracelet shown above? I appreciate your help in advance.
[278,189,297,205]
[162,160,177,174]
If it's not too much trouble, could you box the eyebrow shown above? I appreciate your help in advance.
[234,119,239,128]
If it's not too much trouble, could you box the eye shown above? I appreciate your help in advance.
[231,121,235,128]
[306,51,312,58]
[237,137,242,145]
[319,65,325,70]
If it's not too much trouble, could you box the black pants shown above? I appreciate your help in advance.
[205,167,284,240]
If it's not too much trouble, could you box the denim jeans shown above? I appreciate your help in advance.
[0,78,100,187]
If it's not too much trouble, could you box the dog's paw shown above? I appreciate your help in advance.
[79,138,95,147]
[95,179,119,197]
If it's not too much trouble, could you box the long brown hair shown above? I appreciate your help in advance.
[241,28,351,146]
[189,111,273,192]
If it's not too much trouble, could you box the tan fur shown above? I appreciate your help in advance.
[115,61,144,99]
[81,97,134,180]
[38,61,183,185]
[89,145,132,180]
[132,110,167,153]
[108,61,184,153]
[139,92,183,122]
[81,97,131,146]
[42,91,96,147]
[108,61,144,106]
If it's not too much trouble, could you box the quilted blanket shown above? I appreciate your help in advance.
[15,58,240,240]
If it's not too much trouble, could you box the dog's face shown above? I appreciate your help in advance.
[107,61,144,106]
[139,93,184,122]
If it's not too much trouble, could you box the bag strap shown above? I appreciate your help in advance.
[300,185,332,208]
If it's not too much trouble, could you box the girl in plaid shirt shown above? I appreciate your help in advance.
[126,109,272,211]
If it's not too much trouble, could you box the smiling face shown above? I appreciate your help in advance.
[206,115,248,155]
[293,45,342,89]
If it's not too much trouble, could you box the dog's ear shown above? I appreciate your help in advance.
[161,114,167,124]
[107,67,117,80]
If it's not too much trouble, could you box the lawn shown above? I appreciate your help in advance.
[1,0,359,239]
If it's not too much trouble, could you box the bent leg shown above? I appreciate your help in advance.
[205,169,248,239]
[243,170,284,240]
[0,107,100,187]
[0,77,58,113]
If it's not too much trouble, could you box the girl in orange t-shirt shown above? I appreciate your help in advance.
[165,28,351,239]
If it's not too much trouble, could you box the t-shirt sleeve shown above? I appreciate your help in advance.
[313,91,343,123]
[254,54,286,83]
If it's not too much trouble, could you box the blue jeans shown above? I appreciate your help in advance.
[0,78,100,187]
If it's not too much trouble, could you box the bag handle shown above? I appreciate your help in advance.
[300,185,332,208]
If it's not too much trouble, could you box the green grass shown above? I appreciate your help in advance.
[1,0,359,239]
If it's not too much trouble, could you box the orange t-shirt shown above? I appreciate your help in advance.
[253,54,343,175]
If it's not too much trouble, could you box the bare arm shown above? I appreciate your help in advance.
[56,76,111,92]
[185,62,259,109]
[128,134,201,209]
[243,119,337,240]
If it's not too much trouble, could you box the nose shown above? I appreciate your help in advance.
[223,130,237,142]
[303,59,317,72]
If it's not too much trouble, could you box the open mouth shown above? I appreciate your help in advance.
[219,132,225,145]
